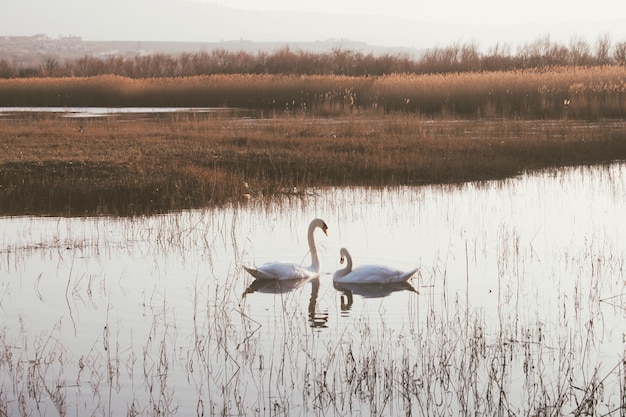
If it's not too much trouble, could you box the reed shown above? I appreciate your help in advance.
[0,66,625,117]
[1,112,626,215]
[371,66,626,118]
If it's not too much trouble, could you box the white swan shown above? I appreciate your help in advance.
[333,247,418,284]
[243,218,328,280]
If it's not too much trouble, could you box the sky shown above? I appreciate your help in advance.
[203,0,626,24]
[2,0,626,50]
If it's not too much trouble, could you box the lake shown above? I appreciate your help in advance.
[0,106,258,121]
[1,162,625,416]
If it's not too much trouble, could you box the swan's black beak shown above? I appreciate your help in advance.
[340,256,345,264]
[322,223,328,236]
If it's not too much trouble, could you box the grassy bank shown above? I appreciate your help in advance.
[1,66,626,117]
[1,112,626,216]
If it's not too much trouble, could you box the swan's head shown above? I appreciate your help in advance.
[312,218,329,236]
[339,247,350,265]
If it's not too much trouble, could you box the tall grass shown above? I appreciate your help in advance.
[1,66,625,117]
[372,66,626,118]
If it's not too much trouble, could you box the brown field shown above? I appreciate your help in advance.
[1,110,626,216]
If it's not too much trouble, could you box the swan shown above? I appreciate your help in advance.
[243,218,328,280]
[333,247,418,284]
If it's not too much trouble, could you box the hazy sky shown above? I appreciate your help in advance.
[2,0,626,49]
[203,0,626,24]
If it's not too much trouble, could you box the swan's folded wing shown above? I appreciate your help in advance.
[244,262,317,280]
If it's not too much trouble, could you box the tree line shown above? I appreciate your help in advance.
[2,35,625,79]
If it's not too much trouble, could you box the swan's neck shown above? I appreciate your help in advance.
[308,224,320,272]
[337,249,352,277]
[343,251,353,273]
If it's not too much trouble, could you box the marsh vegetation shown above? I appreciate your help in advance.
[2,48,624,216]
[1,110,626,216]
[2,65,626,117]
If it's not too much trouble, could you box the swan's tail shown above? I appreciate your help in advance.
[399,267,419,282]
[243,265,264,280]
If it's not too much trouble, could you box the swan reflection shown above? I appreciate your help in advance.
[243,277,328,329]
[333,281,419,313]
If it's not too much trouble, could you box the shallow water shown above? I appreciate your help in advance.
[1,163,626,416]
[0,106,238,116]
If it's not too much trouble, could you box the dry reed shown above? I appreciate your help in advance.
[0,66,625,117]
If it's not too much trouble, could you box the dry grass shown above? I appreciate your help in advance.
[373,66,626,118]
[0,66,625,117]
[1,111,626,216]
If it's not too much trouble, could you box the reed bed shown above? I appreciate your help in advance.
[0,66,625,117]
[373,66,626,118]
[1,112,626,215]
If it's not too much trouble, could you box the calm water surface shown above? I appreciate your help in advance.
[1,163,626,416]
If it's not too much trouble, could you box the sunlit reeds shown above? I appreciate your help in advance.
[372,66,626,118]
[1,66,625,117]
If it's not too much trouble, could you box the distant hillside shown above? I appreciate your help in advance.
[0,35,422,67]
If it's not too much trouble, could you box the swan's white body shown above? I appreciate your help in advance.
[333,247,418,284]
[243,218,328,280]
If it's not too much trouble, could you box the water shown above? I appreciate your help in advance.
[1,163,626,416]
[0,107,242,117]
